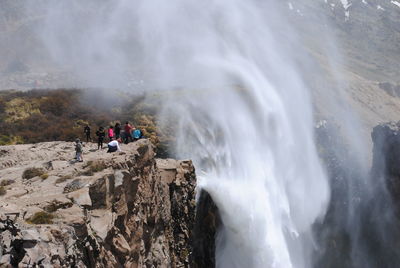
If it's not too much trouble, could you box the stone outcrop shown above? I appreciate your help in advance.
[0,140,198,267]
[192,191,220,268]
[313,120,400,267]
[378,82,400,98]
[371,121,400,212]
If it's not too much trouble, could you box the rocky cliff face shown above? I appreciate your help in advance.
[313,120,400,267]
[371,121,400,213]
[0,140,198,267]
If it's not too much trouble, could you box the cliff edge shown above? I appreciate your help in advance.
[0,140,197,267]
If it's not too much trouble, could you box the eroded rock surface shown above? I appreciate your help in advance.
[371,121,400,212]
[192,191,220,268]
[0,140,197,267]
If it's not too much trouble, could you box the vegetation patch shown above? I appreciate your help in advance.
[85,160,107,173]
[43,200,73,213]
[22,167,46,180]
[0,88,175,155]
[0,135,24,145]
[0,179,15,186]
[5,97,41,123]
[27,211,55,224]
[40,173,49,180]
[55,175,73,184]
[0,186,6,196]
[0,89,113,144]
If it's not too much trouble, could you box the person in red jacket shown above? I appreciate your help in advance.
[124,121,134,144]
[108,126,114,141]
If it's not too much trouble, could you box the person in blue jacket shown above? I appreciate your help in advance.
[133,129,143,141]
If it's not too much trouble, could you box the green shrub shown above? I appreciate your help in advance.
[40,173,49,180]
[22,168,45,180]
[44,200,72,213]
[0,186,6,196]
[85,161,107,173]
[0,179,15,186]
[27,211,54,224]
[0,89,173,154]
[0,135,24,145]
[44,203,58,213]
[55,175,73,184]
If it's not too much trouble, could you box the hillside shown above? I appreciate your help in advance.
[1,0,399,154]
[0,89,176,157]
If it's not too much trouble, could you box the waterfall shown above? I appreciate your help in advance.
[29,0,331,266]
[134,1,330,266]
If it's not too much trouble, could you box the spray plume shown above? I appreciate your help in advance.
[23,0,333,267]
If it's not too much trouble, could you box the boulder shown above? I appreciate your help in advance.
[63,179,84,193]
[49,160,69,170]
[89,209,113,240]
[67,188,92,207]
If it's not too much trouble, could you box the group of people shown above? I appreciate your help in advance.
[75,121,143,161]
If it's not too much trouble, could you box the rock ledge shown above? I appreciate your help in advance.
[0,140,196,267]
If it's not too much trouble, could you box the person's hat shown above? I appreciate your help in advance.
[75,138,80,143]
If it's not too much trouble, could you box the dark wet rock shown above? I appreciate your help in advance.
[63,179,84,193]
[313,120,400,268]
[192,190,220,268]
[371,121,400,211]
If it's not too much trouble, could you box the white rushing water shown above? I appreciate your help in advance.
[137,2,330,266]
[31,0,331,266]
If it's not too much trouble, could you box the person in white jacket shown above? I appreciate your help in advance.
[107,139,122,153]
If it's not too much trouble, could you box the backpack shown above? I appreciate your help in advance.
[75,142,83,153]
[96,130,105,138]
[133,129,142,139]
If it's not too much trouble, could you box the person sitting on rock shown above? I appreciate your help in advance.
[84,124,91,142]
[75,138,83,162]
[107,138,122,153]
[96,126,106,150]
[108,126,114,141]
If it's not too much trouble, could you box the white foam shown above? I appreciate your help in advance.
[340,0,352,9]
[391,1,400,8]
